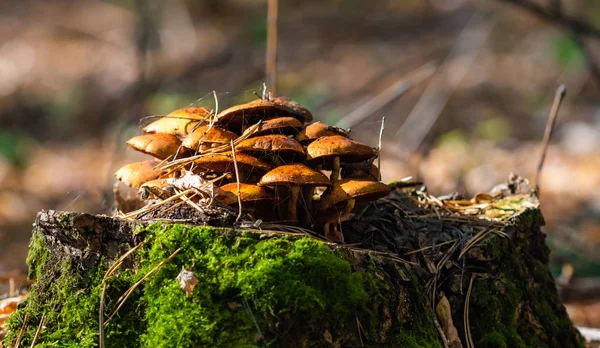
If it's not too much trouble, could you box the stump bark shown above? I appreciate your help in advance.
[3,189,585,348]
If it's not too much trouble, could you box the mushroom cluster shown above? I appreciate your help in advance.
[115,96,390,242]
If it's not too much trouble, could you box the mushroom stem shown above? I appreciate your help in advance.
[324,221,344,242]
[330,157,341,183]
[288,185,300,225]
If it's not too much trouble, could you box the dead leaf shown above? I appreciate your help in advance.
[436,294,463,348]
[176,269,199,298]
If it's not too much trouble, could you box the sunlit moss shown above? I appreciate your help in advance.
[6,223,442,347]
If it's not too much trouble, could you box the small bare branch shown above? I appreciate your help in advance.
[535,85,566,195]
[266,0,279,95]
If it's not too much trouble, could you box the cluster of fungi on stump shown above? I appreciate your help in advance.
[115,95,390,242]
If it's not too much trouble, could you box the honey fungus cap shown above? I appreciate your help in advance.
[306,135,377,166]
[217,98,311,132]
[257,164,331,187]
[126,133,182,160]
[296,122,349,143]
[235,135,305,157]
[335,178,390,203]
[243,117,303,137]
[115,160,164,189]
[220,183,275,202]
[193,152,271,179]
[182,125,238,150]
[142,107,210,136]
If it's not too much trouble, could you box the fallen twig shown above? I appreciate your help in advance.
[13,313,28,348]
[99,283,106,348]
[30,313,45,348]
[104,247,182,325]
[464,274,476,348]
[231,140,243,224]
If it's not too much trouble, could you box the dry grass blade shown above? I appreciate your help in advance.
[99,283,106,348]
[230,140,243,224]
[253,223,326,239]
[103,242,144,281]
[179,195,205,213]
[160,122,261,172]
[405,239,457,255]
[348,247,418,266]
[356,316,366,347]
[245,228,306,237]
[104,247,183,326]
[155,192,197,217]
[119,189,192,219]
[29,313,45,348]
[459,226,499,259]
[377,116,385,181]
[464,274,476,348]
[13,312,28,348]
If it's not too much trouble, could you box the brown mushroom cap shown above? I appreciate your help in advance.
[193,152,271,183]
[142,107,210,136]
[235,134,305,163]
[217,99,310,133]
[257,164,331,187]
[306,135,377,168]
[323,178,390,208]
[181,125,238,151]
[341,163,380,180]
[243,117,303,137]
[220,183,274,202]
[319,184,354,213]
[270,97,313,123]
[115,160,164,189]
[126,133,183,160]
[296,122,349,143]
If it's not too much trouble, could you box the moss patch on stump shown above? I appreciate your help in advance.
[6,221,440,347]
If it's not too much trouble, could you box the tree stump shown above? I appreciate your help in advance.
[2,186,585,347]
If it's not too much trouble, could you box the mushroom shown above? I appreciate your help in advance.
[235,134,305,165]
[269,96,313,123]
[220,183,275,221]
[317,179,390,242]
[216,98,309,133]
[341,162,380,180]
[142,107,211,137]
[115,160,165,189]
[242,117,303,137]
[181,125,238,152]
[257,164,331,225]
[333,178,391,210]
[296,121,349,144]
[126,133,183,160]
[192,152,271,183]
[317,185,355,242]
[306,135,377,183]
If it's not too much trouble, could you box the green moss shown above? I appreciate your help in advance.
[463,209,585,348]
[7,223,442,347]
[25,228,49,280]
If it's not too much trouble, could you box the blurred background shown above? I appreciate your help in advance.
[0,0,599,328]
